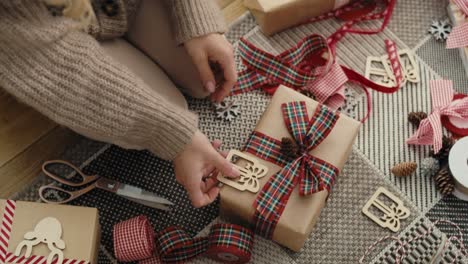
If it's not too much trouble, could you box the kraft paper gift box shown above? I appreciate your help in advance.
[0,199,100,264]
[447,1,468,78]
[219,86,360,252]
[244,0,351,35]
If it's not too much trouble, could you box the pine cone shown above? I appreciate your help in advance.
[408,112,428,127]
[391,162,417,177]
[433,166,455,196]
[281,137,300,159]
[430,136,455,164]
[420,157,440,177]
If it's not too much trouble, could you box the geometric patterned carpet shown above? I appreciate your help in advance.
[12,0,468,263]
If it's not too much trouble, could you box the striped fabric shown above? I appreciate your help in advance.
[406,80,468,153]
[246,102,339,238]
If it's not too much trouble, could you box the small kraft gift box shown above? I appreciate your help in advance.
[244,0,351,35]
[0,199,100,264]
[218,86,361,252]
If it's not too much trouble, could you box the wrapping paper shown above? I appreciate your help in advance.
[0,199,100,264]
[244,0,351,35]
[219,86,360,251]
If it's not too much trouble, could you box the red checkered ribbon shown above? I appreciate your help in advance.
[245,101,339,238]
[447,0,468,49]
[113,216,254,264]
[406,80,468,153]
[233,0,401,122]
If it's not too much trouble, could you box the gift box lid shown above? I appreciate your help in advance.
[0,199,100,264]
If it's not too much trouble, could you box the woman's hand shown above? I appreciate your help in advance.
[184,33,237,102]
[173,130,240,208]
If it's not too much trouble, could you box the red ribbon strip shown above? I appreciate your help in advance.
[113,216,254,264]
[245,102,339,238]
[233,0,401,122]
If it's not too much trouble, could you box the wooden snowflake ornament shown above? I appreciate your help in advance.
[428,20,452,41]
[214,101,240,122]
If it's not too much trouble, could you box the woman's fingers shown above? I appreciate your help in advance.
[211,151,240,179]
[211,139,222,150]
[192,53,216,93]
[201,176,219,192]
[211,46,237,102]
[187,181,220,208]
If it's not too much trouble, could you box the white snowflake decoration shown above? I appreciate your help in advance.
[428,20,452,41]
[214,100,240,122]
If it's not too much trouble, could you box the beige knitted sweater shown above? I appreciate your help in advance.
[0,0,226,160]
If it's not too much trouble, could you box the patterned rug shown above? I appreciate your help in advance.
[12,0,468,263]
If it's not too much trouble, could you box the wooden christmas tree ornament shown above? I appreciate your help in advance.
[408,111,427,127]
[391,162,417,177]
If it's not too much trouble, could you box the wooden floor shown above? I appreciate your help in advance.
[0,0,246,198]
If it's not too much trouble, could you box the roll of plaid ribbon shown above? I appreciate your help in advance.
[113,216,254,264]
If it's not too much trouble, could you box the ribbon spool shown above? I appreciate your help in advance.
[113,216,155,262]
[442,94,468,137]
[204,224,253,264]
[113,216,254,264]
[448,136,468,201]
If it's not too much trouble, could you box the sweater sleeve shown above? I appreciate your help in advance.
[0,0,198,161]
[165,0,227,45]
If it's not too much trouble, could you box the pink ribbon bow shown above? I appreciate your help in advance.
[447,0,468,49]
[406,80,468,153]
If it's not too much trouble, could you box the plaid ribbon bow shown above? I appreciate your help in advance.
[232,0,402,122]
[406,80,468,153]
[447,0,468,49]
[113,216,254,264]
[245,101,339,238]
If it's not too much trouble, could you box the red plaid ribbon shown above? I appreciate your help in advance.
[113,216,254,264]
[245,101,339,238]
[233,0,401,122]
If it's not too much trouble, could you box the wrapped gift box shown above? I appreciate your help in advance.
[244,0,350,35]
[219,86,360,251]
[0,199,100,264]
[447,1,468,77]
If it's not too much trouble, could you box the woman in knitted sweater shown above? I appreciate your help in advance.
[0,0,240,207]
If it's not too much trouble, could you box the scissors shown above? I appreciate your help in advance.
[39,160,174,211]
